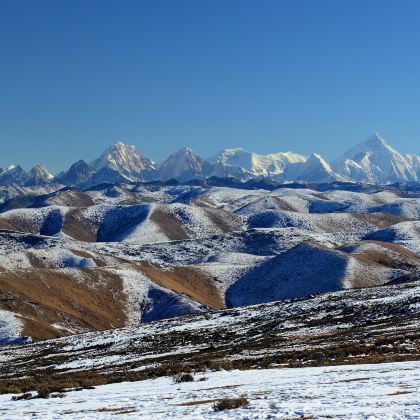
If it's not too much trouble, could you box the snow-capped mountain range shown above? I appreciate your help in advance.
[0,163,54,187]
[1,133,419,188]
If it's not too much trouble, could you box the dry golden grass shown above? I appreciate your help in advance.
[139,264,225,309]
[149,207,189,240]
[352,212,412,228]
[387,390,413,396]
[47,191,95,208]
[203,207,242,233]
[0,215,38,234]
[62,208,97,242]
[356,240,420,259]
[0,219,19,231]
[213,397,249,411]
[176,398,224,407]
[0,267,127,340]
[96,406,137,414]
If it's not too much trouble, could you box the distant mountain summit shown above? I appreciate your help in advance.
[0,165,27,186]
[25,164,54,187]
[332,133,419,183]
[91,141,156,181]
[158,147,206,181]
[55,160,95,187]
[0,163,55,187]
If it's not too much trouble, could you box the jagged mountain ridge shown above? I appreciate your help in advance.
[0,133,418,188]
[0,163,55,187]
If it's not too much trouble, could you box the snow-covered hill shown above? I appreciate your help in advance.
[225,241,409,306]
[0,181,418,343]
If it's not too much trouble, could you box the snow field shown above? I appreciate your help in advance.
[0,361,418,419]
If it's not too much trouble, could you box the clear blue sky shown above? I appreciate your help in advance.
[1,0,419,173]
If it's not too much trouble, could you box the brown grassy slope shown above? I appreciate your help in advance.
[203,207,243,233]
[342,240,420,270]
[139,265,225,310]
[271,196,301,212]
[0,268,127,340]
[0,281,417,395]
[149,207,189,240]
[150,205,242,241]
[0,214,39,234]
[62,208,97,242]
[352,212,412,228]
[0,260,221,341]
[0,218,19,231]
[46,191,95,207]
[20,248,125,269]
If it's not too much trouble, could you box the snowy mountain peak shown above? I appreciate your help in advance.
[106,141,140,156]
[159,147,205,181]
[4,164,16,172]
[30,163,53,179]
[343,133,398,159]
[91,141,156,180]
[0,164,20,175]
[207,148,246,165]
[332,134,418,183]
[310,152,328,164]
[0,164,27,186]
[174,146,197,156]
[24,163,55,187]
[361,132,396,152]
[367,132,387,146]
[55,160,95,187]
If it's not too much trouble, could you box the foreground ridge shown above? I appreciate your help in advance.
[0,280,418,394]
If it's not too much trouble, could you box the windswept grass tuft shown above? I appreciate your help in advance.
[213,397,249,411]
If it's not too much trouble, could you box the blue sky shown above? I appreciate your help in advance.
[1,0,419,173]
